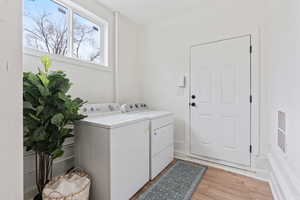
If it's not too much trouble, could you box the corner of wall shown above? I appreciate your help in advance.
[268,148,300,200]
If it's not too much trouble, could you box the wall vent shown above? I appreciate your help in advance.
[277,111,286,153]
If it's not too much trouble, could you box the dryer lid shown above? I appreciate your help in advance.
[130,111,172,119]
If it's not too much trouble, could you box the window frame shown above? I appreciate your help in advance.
[23,0,110,70]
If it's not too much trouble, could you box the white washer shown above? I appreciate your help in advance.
[121,103,174,180]
[74,103,150,200]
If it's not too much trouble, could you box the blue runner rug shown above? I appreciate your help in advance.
[137,160,207,200]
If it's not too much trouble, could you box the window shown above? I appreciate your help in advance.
[23,0,108,66]
[73,13,104,64]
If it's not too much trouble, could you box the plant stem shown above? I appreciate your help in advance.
[35,152,53,195]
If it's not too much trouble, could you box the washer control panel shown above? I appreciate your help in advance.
[121,103,148,113]
[80,103,121,115]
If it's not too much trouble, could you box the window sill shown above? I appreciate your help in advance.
[24,48,113,72]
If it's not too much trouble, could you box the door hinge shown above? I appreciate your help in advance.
[250,145,253,153]
[250,95,253,103]
[250,45,253,54]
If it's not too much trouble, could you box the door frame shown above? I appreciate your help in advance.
[184,33,261,170]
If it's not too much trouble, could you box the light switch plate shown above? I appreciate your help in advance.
[177,75,185,88]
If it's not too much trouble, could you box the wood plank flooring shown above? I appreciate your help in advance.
[132,160,273,200]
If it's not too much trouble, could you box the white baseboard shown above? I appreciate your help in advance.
[174,150,186,160]
[269,169,284,200]
[268,151,300,200]
[174,151,270,182]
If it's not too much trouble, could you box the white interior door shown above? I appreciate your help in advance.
[190,36,251,166]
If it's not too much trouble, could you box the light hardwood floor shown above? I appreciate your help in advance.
[133,160,273,200]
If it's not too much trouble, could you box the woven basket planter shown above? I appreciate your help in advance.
[43,171,90,200]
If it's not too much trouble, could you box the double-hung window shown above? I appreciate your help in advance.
[23,0,108,66]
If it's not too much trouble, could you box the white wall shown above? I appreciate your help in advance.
[23,55,115,103]
[263,0,300,198]
[117,14,142,104]
[0,0,23,199]
[139,0,268,171]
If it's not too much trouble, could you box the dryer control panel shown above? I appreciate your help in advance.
[121,103,148,113]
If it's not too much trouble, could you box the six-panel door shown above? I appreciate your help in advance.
[190,36,251,166]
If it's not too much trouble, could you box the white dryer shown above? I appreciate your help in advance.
[121,103,174,180]
[75,103,149,200]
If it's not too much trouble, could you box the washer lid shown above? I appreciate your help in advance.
[78,113,148,129]
[132,111,173,120]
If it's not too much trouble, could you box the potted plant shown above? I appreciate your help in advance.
[23,56,86,200]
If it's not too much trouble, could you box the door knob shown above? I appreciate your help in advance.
[190,102,196,107]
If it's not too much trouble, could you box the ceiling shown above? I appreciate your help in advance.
[96,0,209,24]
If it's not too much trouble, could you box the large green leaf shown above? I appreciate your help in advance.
[51,113,64,126]
[24,87,40,103]
[38,72,50,87]
[24,116,39,131]
[25,72,50,97]
[29,113,40,122]
[36,105,44,116]
[27,72,42,87]
[32,127,47,142]
[24,101,35,110]
[60,128,73,138]
[51,149,64,159]
[58,92,68,101]
[37,84,50,97]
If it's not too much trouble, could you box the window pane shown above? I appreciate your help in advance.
[73,13,104,64]
[24,0,68,56]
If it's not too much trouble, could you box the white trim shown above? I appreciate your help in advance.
[114,11,120,103]
[250,28,261,156]
[24,0,110,68]
[64,0,110,67]
[175,151,270,182]
[67,6,73,58]
[269,170,284,200]
[268,150,300,200]
[61,0,109,67]
[24,48,112,72]
[184,30,261,169]
[54,0,108,27]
